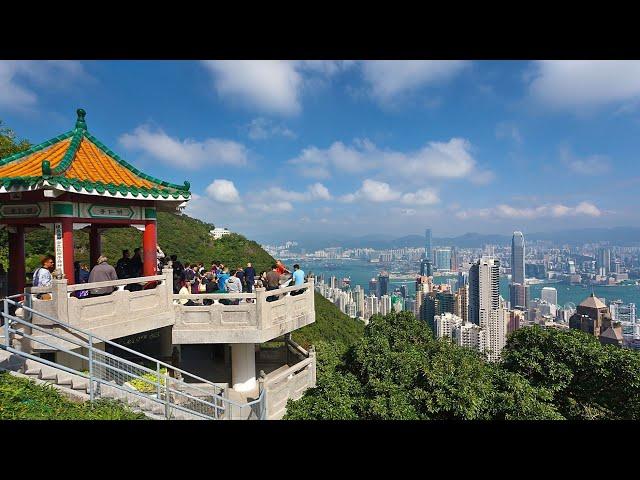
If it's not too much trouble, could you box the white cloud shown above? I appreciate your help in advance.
[339,179,399,203]
[260,183,332,202]
[361,60,469,104]
[253,201,294,213]
[246,117,296,140]
[0,60,87,110]
[527,60,640,112]
[289,137,490,184]
[119,125,248,170]
[202,60,302,116]
[456,201,602,220]
[205,179,241,203]
[559,146,611,175]
[201,60,355,116]
[401,188,440,205]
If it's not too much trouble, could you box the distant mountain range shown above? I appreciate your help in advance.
[256,227,640,251]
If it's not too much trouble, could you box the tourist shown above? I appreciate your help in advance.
[88,255,118,297]
[290,264,306,296]
[129,248,143,278]
[177,279,196,306]
[73,261,90,298]
[226,270,242,305]
[235,265,245,291]
[115,249,131,279]
[265,264,281,302]
[244,262,256,293]
[32,255,55,289]
[276,259,292,286]
[156,245,165,273]
[217,268,230,294]
[203,273,218,306]
[170,255,184,293]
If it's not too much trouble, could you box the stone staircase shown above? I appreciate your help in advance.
[0,349,206,420]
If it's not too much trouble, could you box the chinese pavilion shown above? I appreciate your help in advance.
[0,109,191,295]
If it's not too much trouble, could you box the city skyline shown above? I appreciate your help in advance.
[2,60,639,238]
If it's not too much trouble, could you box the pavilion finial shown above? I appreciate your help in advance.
[183,180,191,190]
[75,108,87,130]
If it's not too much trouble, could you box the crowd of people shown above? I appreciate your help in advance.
[165,257,306,306]
[30,248,307,304]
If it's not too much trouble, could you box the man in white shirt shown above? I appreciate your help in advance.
[33,255,55,288]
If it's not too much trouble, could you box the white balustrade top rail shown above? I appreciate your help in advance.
[66,275,166,292]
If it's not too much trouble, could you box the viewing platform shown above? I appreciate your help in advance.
[24,269,315,348]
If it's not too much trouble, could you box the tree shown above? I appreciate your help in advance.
[501,326,640,419]
[285,311,562,420]
[0,120,30,159]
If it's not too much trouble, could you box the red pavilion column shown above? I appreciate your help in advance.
[89,224,101,267]
[143,220,157,276]
[61,218,75,285]
[8,225,26,295]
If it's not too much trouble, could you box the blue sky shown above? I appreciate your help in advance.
[2,60,639,242]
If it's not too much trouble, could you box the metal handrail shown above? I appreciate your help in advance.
[2,312,227,417]
[1,295,266,419]
[3,296,225,392]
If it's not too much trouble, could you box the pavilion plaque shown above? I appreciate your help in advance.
[54,223,64,274]
[0,204,41,218]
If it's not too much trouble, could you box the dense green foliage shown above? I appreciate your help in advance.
[285,311,562,420]
[0,372,146,420]
[501,326,640,420]
[0,120,30,159]
[292,292,365,349]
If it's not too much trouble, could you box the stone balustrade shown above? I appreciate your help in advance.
[172,279,316,344]
[263,346,316,420]
[23,269,315,347]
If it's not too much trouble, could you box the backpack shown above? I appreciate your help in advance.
[32,268,42,287]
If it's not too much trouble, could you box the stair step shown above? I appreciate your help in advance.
[71,379,89,391]
[24,368,42,376]
[56,375,73,386]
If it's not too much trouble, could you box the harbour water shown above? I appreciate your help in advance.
[294,258,640,307]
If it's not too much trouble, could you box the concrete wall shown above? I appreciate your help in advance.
[264,347,316,420]
[172,280,316,345]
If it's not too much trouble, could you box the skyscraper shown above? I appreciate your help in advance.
[425,228,432,262]
[511,231,525,285]
[435,248,452,271]
[377,271,389,299]
[450,246,458,272]
[540,287,558,306]
[597,247,611,275]
[468,257,504,361]
[420,258,433,276]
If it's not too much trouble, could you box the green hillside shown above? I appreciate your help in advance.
[0,372,145,420]
[293,292,365,349]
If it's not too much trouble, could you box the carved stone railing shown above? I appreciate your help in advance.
[263,343,316,420]
[171,279,315,345]
[20,272,315,349]
[25,269,174,347]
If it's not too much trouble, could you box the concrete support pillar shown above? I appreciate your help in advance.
[231,343,257,392]
[61,218,75,285]
[89,225,101,268]
[143,221,157,276]
[159,326,173,362]
[8,225,25,295]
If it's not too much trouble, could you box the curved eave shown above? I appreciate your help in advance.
[0,179,191,203]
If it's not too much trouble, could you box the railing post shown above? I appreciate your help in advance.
[3,299,9,347]
[255,287,267,330]
[258,370,267,420]
[88,334,95,402]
